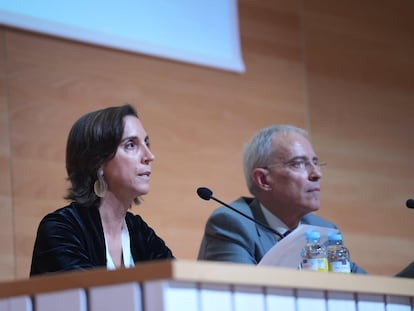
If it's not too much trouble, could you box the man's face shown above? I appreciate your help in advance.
[264,132,323,216]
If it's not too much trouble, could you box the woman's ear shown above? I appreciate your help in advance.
[252,168,272,191]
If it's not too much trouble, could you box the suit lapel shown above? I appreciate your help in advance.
[248,198,278,253]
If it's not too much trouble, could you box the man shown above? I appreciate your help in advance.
[198,125,366,273]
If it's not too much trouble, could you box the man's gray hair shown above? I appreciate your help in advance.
[243,125,309,195]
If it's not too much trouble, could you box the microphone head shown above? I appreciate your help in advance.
[197,187,213,200]
[406,199,414,209]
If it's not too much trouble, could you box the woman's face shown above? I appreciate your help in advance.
[103,115,155,204]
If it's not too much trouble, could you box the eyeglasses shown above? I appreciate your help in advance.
[262,157,327,173]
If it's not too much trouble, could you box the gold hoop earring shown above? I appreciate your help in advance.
[94,169,107,198]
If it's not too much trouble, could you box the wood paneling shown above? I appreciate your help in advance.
[0,0,413,280]
[0,28,16,281]
[303,0,414,274]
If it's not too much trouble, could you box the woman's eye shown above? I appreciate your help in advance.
[145,138,151,149]
[125,141,135,149]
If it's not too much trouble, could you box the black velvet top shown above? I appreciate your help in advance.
[30,202,174,276]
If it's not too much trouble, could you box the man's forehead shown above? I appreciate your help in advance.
[272,133,313,157]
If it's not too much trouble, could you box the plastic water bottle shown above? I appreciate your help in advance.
[300,231,328,272]
[326,233,351,273]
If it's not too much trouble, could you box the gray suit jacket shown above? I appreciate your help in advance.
[198,197,366,274]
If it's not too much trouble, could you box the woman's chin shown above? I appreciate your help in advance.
[136,186,150,197]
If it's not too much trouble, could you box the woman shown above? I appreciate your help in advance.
[30,104,174,276]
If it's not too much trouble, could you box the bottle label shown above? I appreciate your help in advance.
[329,260,351,273]
[301,258,328,272]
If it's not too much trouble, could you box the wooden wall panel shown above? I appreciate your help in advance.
[303,0,414,275]
[0,0,413,280]
[0,29,16,281]
[4,0,307,279]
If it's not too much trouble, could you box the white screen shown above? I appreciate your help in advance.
[0,0,245,72]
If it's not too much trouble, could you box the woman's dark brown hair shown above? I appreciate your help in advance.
[65,104,138,208]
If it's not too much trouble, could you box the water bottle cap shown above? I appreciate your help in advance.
[305,230,320,240]
[328,233,343,241]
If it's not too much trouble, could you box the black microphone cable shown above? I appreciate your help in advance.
[197,187,284,240]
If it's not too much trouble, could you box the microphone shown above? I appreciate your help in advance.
[197,187,284,240]
[406,199,414,209]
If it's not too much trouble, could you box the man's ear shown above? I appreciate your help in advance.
[252,168,272,191]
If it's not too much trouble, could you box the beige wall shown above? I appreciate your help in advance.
[0,0,413,280]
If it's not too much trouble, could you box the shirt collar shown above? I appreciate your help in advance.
[259,202,291,237]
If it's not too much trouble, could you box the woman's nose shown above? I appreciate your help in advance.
[142,144,155,163]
